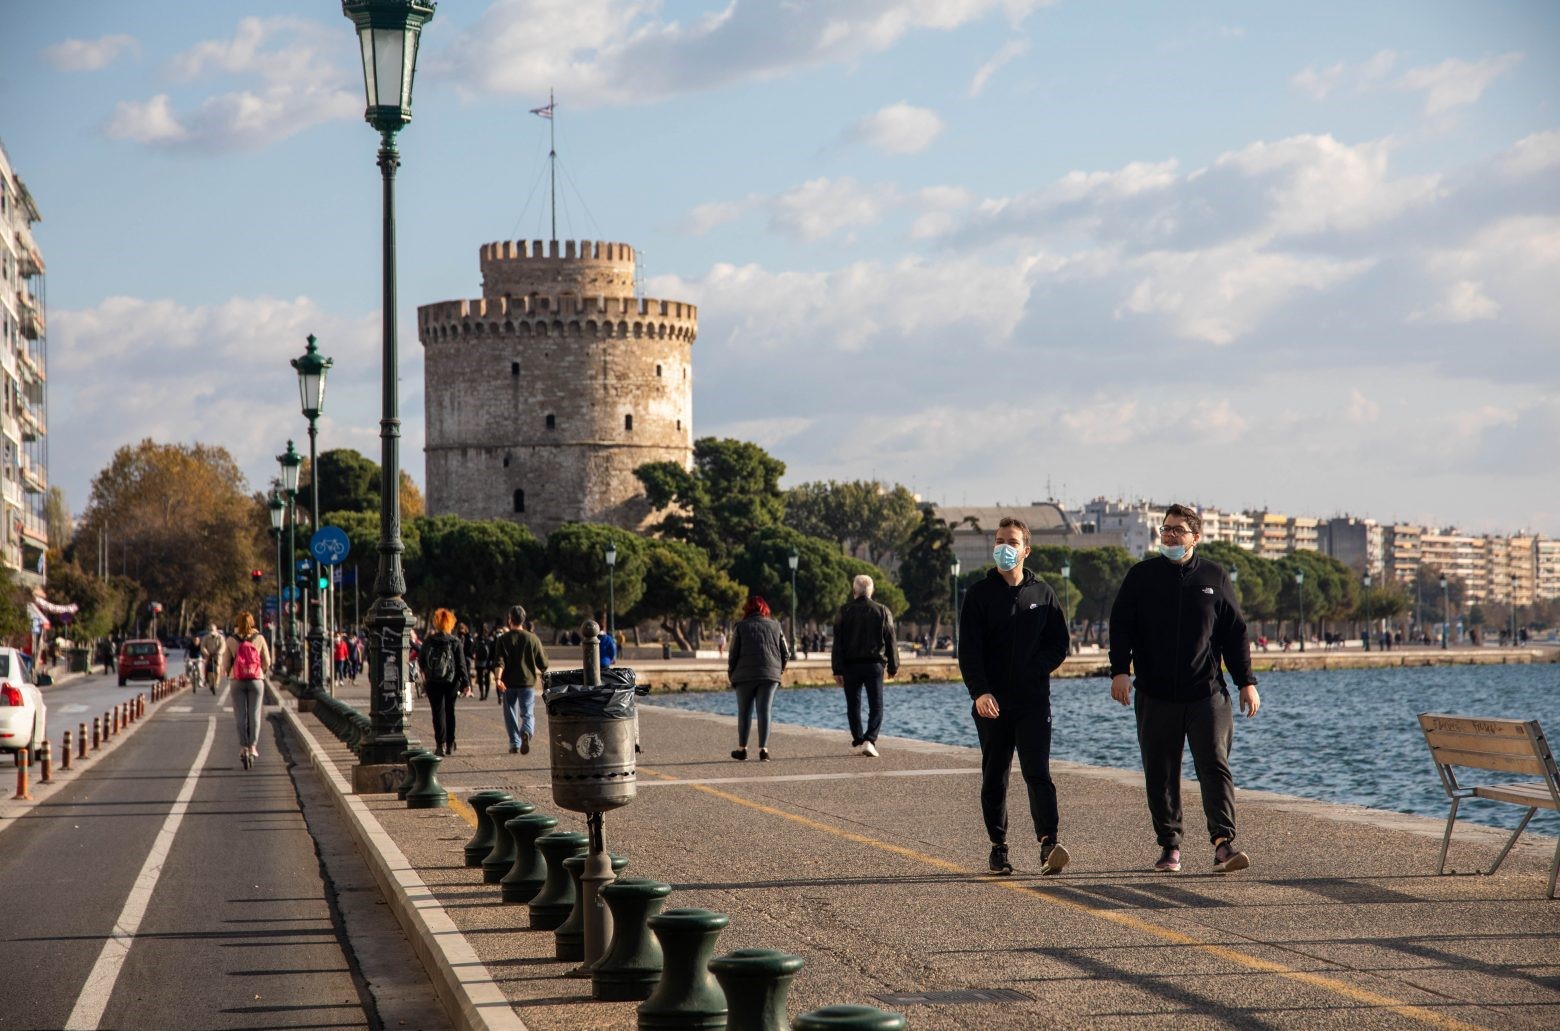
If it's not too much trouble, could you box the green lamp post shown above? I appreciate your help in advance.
[787,546,800,661]
[278,441,303,675]
[950,556,961,658]
[605,543,617,638]
[1362,572,1371,652]
[1294,569,1305,653]
[292,334,333,702]
[268,487,286,657]
[1440,574,1449,650]
[341,0,435,766]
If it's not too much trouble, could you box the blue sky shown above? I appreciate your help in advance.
[3,1,1557,535]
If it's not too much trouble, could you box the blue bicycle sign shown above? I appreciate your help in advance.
[310,526,351,567]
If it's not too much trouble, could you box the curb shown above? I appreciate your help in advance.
[279,702,528,1031]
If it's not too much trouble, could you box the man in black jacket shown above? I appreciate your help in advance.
[1109,504,1261,874]
[958,517,1071,876]
[831,574,899,757]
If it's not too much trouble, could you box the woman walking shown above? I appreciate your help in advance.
[727,596,788,761]
[418,608,471,756]
[222,611,273,770]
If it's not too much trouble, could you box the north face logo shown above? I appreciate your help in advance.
[1202,587,1215,594]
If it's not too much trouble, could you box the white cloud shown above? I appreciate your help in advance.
[969,38,1029,97]
[105,17,359,152]
[1494,130,1560,179]
[769,177,889,241]
[1291,50,1395,101]
[680,199,750,236]
[431,0,1051,105]
[41,33,138,72]
[1397,52,1522,116]
[1346,389,1380,424]
[1409,279,1499,324]
[1291,61,1344,101]
[845,103,945,155]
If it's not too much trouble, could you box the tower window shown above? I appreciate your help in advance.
[676,420,681,431]
[511,361,520,376]
[545,414,556,430]
[513,489,525,513]
[624,414,633,432]
[656,364,662,377]
[502,451,511,468]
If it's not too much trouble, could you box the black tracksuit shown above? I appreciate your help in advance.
[958,568,1070,844]
[1109,554,1255,848]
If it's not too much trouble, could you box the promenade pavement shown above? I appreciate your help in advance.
[296,676,1559,1031]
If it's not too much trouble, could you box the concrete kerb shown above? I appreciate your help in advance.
[278,699,528,1031]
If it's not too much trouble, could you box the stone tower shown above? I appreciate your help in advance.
[417,239,696,535]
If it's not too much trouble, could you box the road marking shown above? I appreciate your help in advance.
[63,716,217,1031]
[60,704,88,714]
[168,706,193,713]
[632,767,981,788]
[636,767,1490,1031]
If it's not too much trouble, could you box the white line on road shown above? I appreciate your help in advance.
[168,706,193,713]
[631,767,982,788]
[63,716,217,1031]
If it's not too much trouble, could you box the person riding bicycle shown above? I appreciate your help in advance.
[198,622,226,695]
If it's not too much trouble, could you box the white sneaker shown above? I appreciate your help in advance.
[861,741,879,758]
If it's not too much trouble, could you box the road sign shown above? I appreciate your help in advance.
[296,557,313,572]
[262,595,279,614]
[282,586,297,601]
[311,526,350,567]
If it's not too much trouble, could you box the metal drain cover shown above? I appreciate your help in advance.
[874,988,1034,1006]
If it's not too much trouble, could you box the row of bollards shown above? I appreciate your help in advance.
[13,688,156,803]
[312,694,376,758]
[447,787,905,1030]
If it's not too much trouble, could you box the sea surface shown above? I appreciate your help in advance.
[647,664,1559,834]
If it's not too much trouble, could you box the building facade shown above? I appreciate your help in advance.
[0,140,47,586]
[418,239,696,535]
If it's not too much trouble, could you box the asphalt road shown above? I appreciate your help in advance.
[0,672,448,1031]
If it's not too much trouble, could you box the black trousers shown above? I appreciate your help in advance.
[475,666,492,700]
[973,702,1058,844]
[1134,688,1237,848]
[841,661,885,745]
[426,682,459,748]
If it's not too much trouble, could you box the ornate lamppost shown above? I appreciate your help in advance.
[278,441,303,675]
[293,334,333,702]
[268,487,286,657]
[787,546,799,661]
[1294,570,1305,652]
[1362,572,1371,651]
[1060,560,1071,644]
[1440,574,1449,649]
[1510,573,1518,648]
[341,0,435,767]
[950,557,961,658]
[605,543,617,639]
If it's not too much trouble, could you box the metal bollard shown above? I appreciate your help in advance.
[594,878,674,1002]
[92,717,101,749]
[498,812,555,902]
[395,748,428,801]
[637,908,730,1030]
[793,1006,906,1031]
[38,740,51,783]
[12,749,33,800]
[710,949,806,1031]
[61,731,72,770]
[461,791,515,866]
[528,831,589,930]
[79,723,88,758]
[558,852,628,966]
[404,753,448,809]
[479,801,535,884]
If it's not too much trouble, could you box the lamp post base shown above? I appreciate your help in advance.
[351,762,402,794]
[360,593,418,766]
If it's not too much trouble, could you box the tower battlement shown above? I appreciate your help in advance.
[479,239,638,299]
[418,293,696,327]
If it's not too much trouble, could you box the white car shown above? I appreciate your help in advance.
[0,646,46,755]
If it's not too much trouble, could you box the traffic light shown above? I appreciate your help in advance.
[317,576,328,591]
[250,569,264,582]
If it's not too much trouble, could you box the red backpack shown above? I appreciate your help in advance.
[232,635,264,680]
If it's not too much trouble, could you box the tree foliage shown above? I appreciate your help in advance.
[411,515,544,625]
[785,480,920,566]
[636,438,786,564]
[896,508,957,629]
[303,448,424,526]
[544,523,648,620]
[45,559,126,641]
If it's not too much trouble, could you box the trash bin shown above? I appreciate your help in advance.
[543,668,642,813]
[68,646,91,674]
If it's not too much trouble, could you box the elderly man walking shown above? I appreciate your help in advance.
[831,574,898,757]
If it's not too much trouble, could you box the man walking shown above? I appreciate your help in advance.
[1109,503,1260,874]
[959,517,1071,876]
[493,605,548,755]
[831,574,898,757]
[198,621,226,695]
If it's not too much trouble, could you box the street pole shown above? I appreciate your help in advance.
[1510,575,1517,648]
[1440,576,1449,650]
[1363,573,1371,652]
[1295,571,1306,652]
[605,544,617,639]
[787,547,799,662]
[950,558,961,658]
[305,417,325,701]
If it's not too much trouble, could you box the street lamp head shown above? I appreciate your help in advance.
[1229,568,1238,583]
[1060,563,1070,579]
[1364,573,1371,587]
[951,557,961,577]
[292,333,333,420]
[787,546,799,572]
[277,440,303,495]
[605,544,617,568]
[1440,576,1448,589]
[1295,571,1305,584]
[342,0,436,135]
[268,489,286,531]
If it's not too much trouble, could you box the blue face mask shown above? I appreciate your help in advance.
[993,544,1021,571]
[1160,544,1188,562]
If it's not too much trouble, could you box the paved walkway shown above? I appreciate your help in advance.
[298,678,1559,1031]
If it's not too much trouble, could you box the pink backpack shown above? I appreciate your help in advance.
[232,636,264,680]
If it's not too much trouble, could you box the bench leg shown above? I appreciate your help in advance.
[1548,835,1559,900]
[1437,798,1460,875]
[1485,806,1536,876]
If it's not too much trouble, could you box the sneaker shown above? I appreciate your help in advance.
[1213,840,1249,873]
[509,745,519,754]
[861,741,880,758]
[1040,841,1070,876]
[731,747,748,761]
[435,744,446,757]
[447,742,457,754]
[988,843,1013,875]
[1154,847,1182,873]
[758,748,771,762]
[520,732,531,755]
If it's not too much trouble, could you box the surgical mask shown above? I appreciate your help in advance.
[993,544,1021,571]
[1160,544,1188,562]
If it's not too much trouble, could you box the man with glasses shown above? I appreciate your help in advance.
[1109,504,1260,874]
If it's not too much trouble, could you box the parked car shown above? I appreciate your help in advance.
[118,639,166,686]
[0,646,46,755]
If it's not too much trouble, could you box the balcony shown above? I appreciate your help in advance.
[20,457,45,495]
[17,405,41,440]
[18,242,44,278]
[16,348,44,383]
[18,294,43,340]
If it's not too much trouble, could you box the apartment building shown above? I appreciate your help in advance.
[1385,523,1422,586]
[1538,538,1560,603]
[1072,497,1165,557]
[1420,532,1491,603]
[1319,516,1385,578]
[0,139,47,587]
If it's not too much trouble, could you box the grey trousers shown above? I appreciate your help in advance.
[734,680,778,749]
[233,679,265,750]
[1134,688,1237,848]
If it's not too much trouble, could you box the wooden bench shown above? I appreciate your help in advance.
[1418,713,1560,898]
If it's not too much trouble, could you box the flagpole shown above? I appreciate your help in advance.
[549,87,556,244]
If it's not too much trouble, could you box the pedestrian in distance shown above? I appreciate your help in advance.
[728,596,787,761]
[1109,503,1260,875]
[714,629,727,658]
[418,608,471,757]
[333,632,350,687]
[831,574,898,757]
[199,621,226,696]
[472,622,495,701]
[599,615,618,670]
[493,605,548,754]
[221,611,272,770]
[958,516,1072,877]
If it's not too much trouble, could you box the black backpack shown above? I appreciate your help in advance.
[424,635,458,687]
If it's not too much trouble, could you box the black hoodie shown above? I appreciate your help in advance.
[1108,553,1255,702]
[957,568,1070,706]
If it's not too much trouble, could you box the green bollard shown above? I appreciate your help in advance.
[528,830,589,930]
[480,801,536,883]
[397,748,430,801]
[593,878,674,1002]
[404,752,448,809]
[462,791,514,866]
[556,852,629,963]
[498,812,556,902]
[793,1006,906,1031]
[710,949,806,1031]
[637,908,730,1030]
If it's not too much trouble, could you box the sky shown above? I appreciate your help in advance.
[2,1,1557,536]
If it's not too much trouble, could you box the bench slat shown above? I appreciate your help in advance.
[1475,781,1560,810]
[1423,730,1540,757]
[1419,714,1533,738]
[1430,747,1547,777]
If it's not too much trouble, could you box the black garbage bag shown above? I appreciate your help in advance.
[543,666,641,717]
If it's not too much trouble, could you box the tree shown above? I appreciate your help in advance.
[785,480,921,566]
[411,515,545,625]
[1069,545,1137,643]
[896,508,957,638]
[45,558,126,641]
[0,565,30,644]
[45,486,72,548]
[729,528,901,632]
[544,523,647,624]
[636,437,786,564]
[627,539,744,649]
[1198,541,1279,624]
[306,448,426,523]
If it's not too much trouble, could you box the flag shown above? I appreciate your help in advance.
[529,101,554,119]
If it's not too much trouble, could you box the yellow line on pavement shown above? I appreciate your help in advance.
[638,767,1488,1031]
